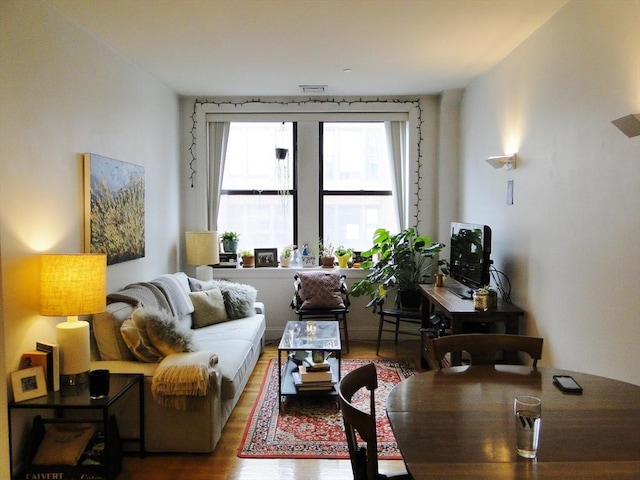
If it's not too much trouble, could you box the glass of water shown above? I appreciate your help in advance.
[514,395,542,458]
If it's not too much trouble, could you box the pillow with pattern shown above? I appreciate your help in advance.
[298,271,345,309]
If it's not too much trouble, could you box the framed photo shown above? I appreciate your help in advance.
[11,366,48,402]
[254,248,278,267]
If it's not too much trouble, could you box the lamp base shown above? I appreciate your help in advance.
[195,265,214,281]
[60,371,89,386]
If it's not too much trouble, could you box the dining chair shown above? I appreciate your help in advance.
[430,333,543,369]
[338,363,412,480]
[291,271,350,352]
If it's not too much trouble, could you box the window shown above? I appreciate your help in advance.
[321,122,399,251]
[217,122,295,251]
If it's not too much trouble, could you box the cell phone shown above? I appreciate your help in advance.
[553,375,583,394]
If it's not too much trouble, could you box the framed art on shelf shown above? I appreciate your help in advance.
[11,366,48,402]
[255,248,278,267]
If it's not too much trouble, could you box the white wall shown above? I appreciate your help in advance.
[0,0,181,474]
[460,0,639,384]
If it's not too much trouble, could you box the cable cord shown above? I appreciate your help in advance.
[490,266,512,304]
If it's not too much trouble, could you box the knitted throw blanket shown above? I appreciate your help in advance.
[107,282,171,312]
[151,351,218,410]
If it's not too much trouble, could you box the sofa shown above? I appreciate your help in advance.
[89,272,265,453]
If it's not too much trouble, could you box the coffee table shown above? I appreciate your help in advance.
[277,320,342,410]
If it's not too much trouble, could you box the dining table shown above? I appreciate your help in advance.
[386,365,640,479]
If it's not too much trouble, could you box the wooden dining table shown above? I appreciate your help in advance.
[386,365,640,479]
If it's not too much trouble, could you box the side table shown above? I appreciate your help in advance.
[8,372,144,480]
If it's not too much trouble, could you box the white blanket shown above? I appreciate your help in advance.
[151,351,218,410]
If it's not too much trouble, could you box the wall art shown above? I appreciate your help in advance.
[84,153,145,265]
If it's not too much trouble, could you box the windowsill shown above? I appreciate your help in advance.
[211,266,369,280]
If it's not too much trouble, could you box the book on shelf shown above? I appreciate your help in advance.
[298,365,333,383]
[292,372,336,391]
[36,341,60,392]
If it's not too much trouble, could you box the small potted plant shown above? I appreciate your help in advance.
[239,249,255,268]
[334,245,352,268]
[280,245,292,267]
[220,231,240,253]
[473,285,498,310]
[318,240,335,268]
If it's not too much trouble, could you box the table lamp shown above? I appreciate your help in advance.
[185,231,219,281]
[40,254,106,386]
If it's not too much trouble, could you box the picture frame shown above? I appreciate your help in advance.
[11,366,48,402]
[254,248,278,267]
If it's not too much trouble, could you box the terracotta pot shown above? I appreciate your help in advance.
[321,256,335,268]
[242,255,255,268]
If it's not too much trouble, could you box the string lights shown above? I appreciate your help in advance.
[188,97,424,229]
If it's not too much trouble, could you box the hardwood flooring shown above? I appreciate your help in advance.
[118,339,422,480]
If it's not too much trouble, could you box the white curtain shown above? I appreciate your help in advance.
[385,121,408,230]
[207,122,230,231]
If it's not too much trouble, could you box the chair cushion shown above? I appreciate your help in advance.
[297,270,345,309]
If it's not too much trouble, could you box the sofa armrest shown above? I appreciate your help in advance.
[254,302,265,315]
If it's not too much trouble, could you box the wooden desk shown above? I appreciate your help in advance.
[420,284,525,366]
[386,365,640,479]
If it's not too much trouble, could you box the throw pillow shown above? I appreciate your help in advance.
[143,308,194,357]
[189,287,229,328]
[188,277,217,292]
[32,423,97,466]
[219,281,257,319]
[120,308,163,363]
[298,271,345,309]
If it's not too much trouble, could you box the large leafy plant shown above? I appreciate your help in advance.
[350,227,445,308]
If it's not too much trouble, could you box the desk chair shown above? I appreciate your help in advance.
[429,333,543,370]
[338,363,412,480]
[291,271,350,353]
[376,302,422,355]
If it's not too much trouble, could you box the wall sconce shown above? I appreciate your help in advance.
[611,114,640,138]
[185,231,219,281]
[40,254,107,385]
[486,154,517,170]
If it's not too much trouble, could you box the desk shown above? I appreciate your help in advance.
[386,365,640,479]
[420,284,525,367]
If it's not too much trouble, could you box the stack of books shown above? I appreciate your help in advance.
[291,355,336,392]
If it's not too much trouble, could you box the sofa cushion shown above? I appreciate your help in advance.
[144,308,195,356]
[120,309,164,363]
[189,288,228,328]
[93,302,136,361]
[188,278,257,320]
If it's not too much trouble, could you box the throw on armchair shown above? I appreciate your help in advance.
[290,270,350,352]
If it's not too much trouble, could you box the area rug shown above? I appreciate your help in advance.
[238,357,417,459]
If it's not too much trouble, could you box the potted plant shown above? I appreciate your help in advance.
[473,285,498,310]
[350,227,445,310]
[318,240,335,268]
[280,245,292,267]
[239,249,255,268]
[334,245,352,268]
[220,231,239,253]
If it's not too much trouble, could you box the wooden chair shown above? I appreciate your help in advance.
[430,333,543,370]
[375,301,422,355]
[291,272,350,352]
[338,363,412,480]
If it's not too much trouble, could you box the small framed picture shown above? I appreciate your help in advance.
[254,248,278,267]
[11,366,48,402]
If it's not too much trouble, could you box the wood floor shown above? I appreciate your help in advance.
[118,339,422,480]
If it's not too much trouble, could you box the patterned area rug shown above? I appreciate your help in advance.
[238,357,418,459]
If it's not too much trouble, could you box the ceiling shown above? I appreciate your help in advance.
[50,0,567,97]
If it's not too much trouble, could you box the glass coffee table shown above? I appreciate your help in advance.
[277,320,342,411]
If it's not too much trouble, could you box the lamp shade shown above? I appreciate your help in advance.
[185,231,220,265]
[40,254,107,316]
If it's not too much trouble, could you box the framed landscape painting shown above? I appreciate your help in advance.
[84,153,145,265]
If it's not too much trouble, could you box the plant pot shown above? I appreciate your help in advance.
[321,256,335,268]
[399,289,422,310]
[222,238,238,253]
[336,253,350,268]
[242,255,255,268]
[473,290,497,310]
[275,147,288,160]
[280,255,291,267]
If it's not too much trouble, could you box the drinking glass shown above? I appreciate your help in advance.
[514,395,541,458]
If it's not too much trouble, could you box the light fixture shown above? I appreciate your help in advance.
[185,231,219,281]
[486,154,517,170]
[40,254,106,385]
[611,114,640,138]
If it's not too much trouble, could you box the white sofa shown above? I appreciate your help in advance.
[90,272,265,453]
